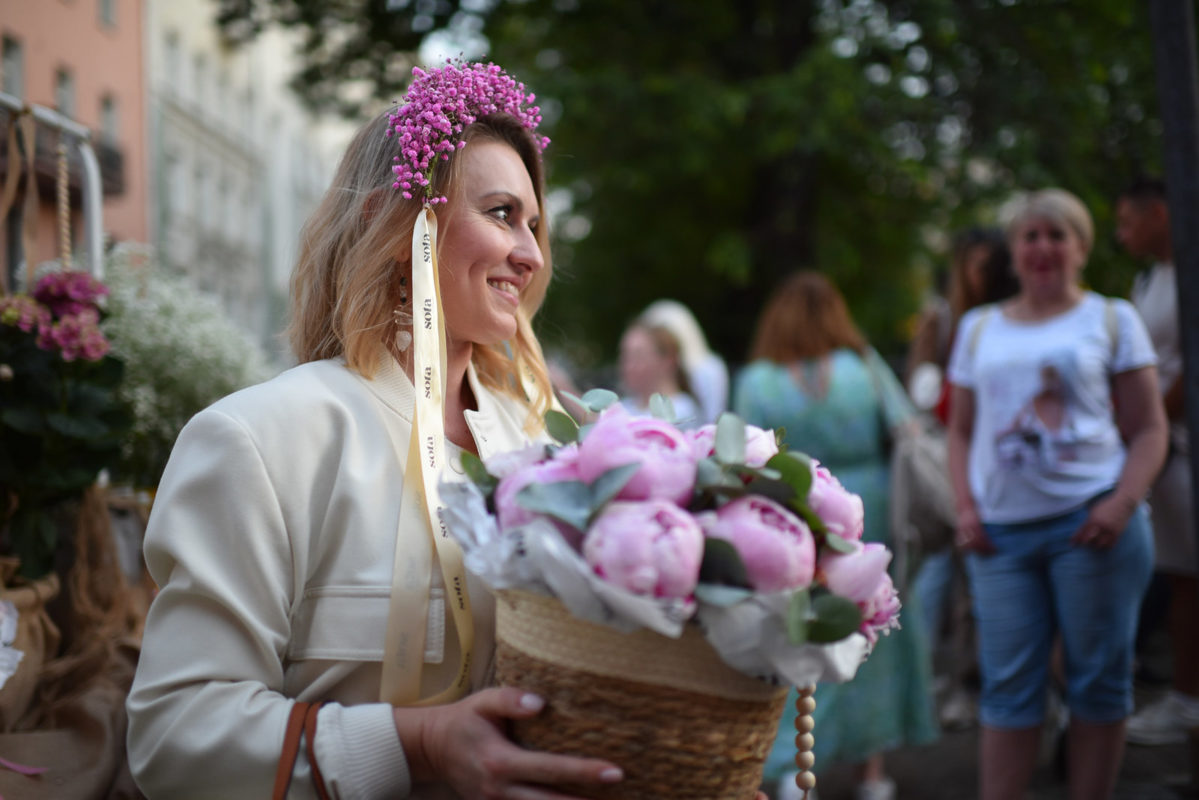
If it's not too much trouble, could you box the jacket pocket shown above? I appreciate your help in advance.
[288,585,391,661]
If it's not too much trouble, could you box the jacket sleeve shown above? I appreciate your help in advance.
[126,408,412,800]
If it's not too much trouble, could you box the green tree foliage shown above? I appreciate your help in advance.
[216,0,1169,369]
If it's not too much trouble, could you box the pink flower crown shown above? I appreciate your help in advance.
[386,61,549,204]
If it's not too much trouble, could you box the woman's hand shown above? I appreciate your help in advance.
[397,687,623,799]
[1072,493,1137,549]
[954,503,993,554]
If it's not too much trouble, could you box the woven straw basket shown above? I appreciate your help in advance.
[495,590,787,799]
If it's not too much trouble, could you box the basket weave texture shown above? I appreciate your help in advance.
[495,590,787,800]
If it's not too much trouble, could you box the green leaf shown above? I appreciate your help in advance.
[580,388,619,412]
[46,412,108,439]
[823,532,857,554]
[714,413,746,464]
[648,393,674,421]
[544,409,580,444]
[697,537,751,588]
[516,480,592,532]
[767,452,813,505]
[589,462,639,509]
[459,451,498,496]
[2,407,46,434]
[694,583,754,608]
[807,594,863,643]
[795,503,829,536]
[785,588,813,646]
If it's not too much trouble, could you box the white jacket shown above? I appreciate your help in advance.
[127,357,540,799]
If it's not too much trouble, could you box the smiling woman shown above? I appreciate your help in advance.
[945,187,1168,800]
[125,63,629,800]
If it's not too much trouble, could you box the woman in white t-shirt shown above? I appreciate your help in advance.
[946,188,1168,800]
[617,320,703,428]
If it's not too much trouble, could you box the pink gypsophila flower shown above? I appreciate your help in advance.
[576,405,697,506]
[808,460,865,541]
[33,271,108,319]
[583,500,704,598]
[688,423,779,467]
[386,61,549,203]
[36,311,111,362]
[700,495,816,593]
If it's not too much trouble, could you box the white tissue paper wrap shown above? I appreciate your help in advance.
[439,478,869,686]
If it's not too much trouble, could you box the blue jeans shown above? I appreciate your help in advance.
[966,501,1153,728]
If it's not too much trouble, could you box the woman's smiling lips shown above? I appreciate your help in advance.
[488,277,522,305]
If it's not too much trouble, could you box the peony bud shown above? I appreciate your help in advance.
[701,496,816,593]
[577,406,697,506]
[583,500,704,598]
[808,462,865,541]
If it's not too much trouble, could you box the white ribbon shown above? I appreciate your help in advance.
[380,206,475,706]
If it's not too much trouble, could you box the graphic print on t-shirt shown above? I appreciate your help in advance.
[993,353,1080,472]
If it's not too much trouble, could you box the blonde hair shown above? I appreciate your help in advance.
[288,110,554,430]
[640,299,713,373]
[1001,188,1094,253]
[749,271,867,362]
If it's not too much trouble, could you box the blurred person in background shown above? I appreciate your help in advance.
[1116,176,1199,746]
[737,271,938,800]
[641,299,730,424]
[905,228,1017,731]
[948,187,1167,800]
[618,318,702,428]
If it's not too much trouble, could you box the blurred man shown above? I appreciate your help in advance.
[1116,177,1199,745]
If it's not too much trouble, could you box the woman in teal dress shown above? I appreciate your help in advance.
[735,272,938,800]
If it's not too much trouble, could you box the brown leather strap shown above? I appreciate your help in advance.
[303,702,332,800]
[271,702,311,800]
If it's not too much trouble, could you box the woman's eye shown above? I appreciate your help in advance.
[490,205,512,222]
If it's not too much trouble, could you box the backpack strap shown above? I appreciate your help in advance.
[967,304,996,359]
[1104,297,1120,366]
[272,702,331,800]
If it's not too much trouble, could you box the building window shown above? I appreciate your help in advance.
[193,54,206,107]
[164,31,180,86]
[1,36,22,99]
[55,68,76,117]
[99,0,116,28]
[100,94,118,143]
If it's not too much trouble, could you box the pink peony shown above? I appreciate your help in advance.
[494,448,581,532]
[688,423,779,468]
[576,406,697,506]
[808,461,864,541]
[818,541,900,643]
[583,500,704,598]
[701,496,816,593]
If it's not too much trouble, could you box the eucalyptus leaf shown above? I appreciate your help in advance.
[743,476,797,505]
[580,388,619,412]
[823,532,857,554]
[694,583,755,608]
[796,503,829,536]
[697,537,752,588]
[648,393,675,421]
[767,451,813,504]
[544,409,580,444]
[785,588,812,646]
[459,451,498,495]
[589,462,640,509]
[807,594,863,643]
[516,480,592,532]
[714,413,746,464]
[694,457,725,490]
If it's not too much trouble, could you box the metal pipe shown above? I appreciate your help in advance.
[0,90,104,277]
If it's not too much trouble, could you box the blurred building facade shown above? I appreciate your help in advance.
[144,0,354,359]
[0,0,149,277]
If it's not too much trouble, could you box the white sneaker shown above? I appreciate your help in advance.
[854,777,896,800]
[1127,691,1199,745]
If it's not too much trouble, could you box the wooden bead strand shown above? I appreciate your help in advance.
[793,684,817,799]
[56,137,72,271]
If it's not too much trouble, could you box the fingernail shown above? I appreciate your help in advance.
[519,693,544,711]
[600,767,623,783]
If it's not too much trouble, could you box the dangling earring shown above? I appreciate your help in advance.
[394,275,413,352]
